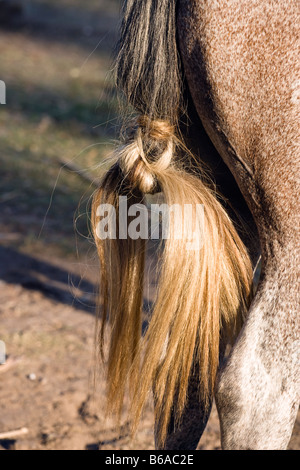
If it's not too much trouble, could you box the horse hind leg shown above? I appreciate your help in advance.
[155,100,258,451]
[155,361,213,450]
[178,0,300,449]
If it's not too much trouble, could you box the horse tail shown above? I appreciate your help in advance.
[92,0,253,446]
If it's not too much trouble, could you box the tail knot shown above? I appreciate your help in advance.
[119,116,174,193]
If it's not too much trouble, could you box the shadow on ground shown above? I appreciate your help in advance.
[0,0,120,54]
[0,246,96,314]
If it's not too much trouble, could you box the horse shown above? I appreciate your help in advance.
[92,0,300,450]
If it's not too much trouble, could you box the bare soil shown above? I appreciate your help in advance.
[0,249,299,451]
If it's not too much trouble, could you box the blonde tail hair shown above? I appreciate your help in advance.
[91,0,253,446]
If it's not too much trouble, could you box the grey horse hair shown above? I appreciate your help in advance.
[115,0,182,124]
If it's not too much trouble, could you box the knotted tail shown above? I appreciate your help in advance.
[92,0,253,446]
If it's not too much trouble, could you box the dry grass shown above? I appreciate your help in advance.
[0,0,120,259]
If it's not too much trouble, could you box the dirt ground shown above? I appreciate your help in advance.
[0,248,299,451]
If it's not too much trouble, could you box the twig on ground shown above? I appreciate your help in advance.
[0,428,28,440]
[56,159,100,186]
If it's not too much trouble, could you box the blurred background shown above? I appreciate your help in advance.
[0,0,152,451]
[0,0,299,450]
[0,0,119,261]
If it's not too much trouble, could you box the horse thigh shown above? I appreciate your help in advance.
[178,0,300,449]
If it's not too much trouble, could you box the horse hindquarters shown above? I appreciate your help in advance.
[178,0,300,449]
